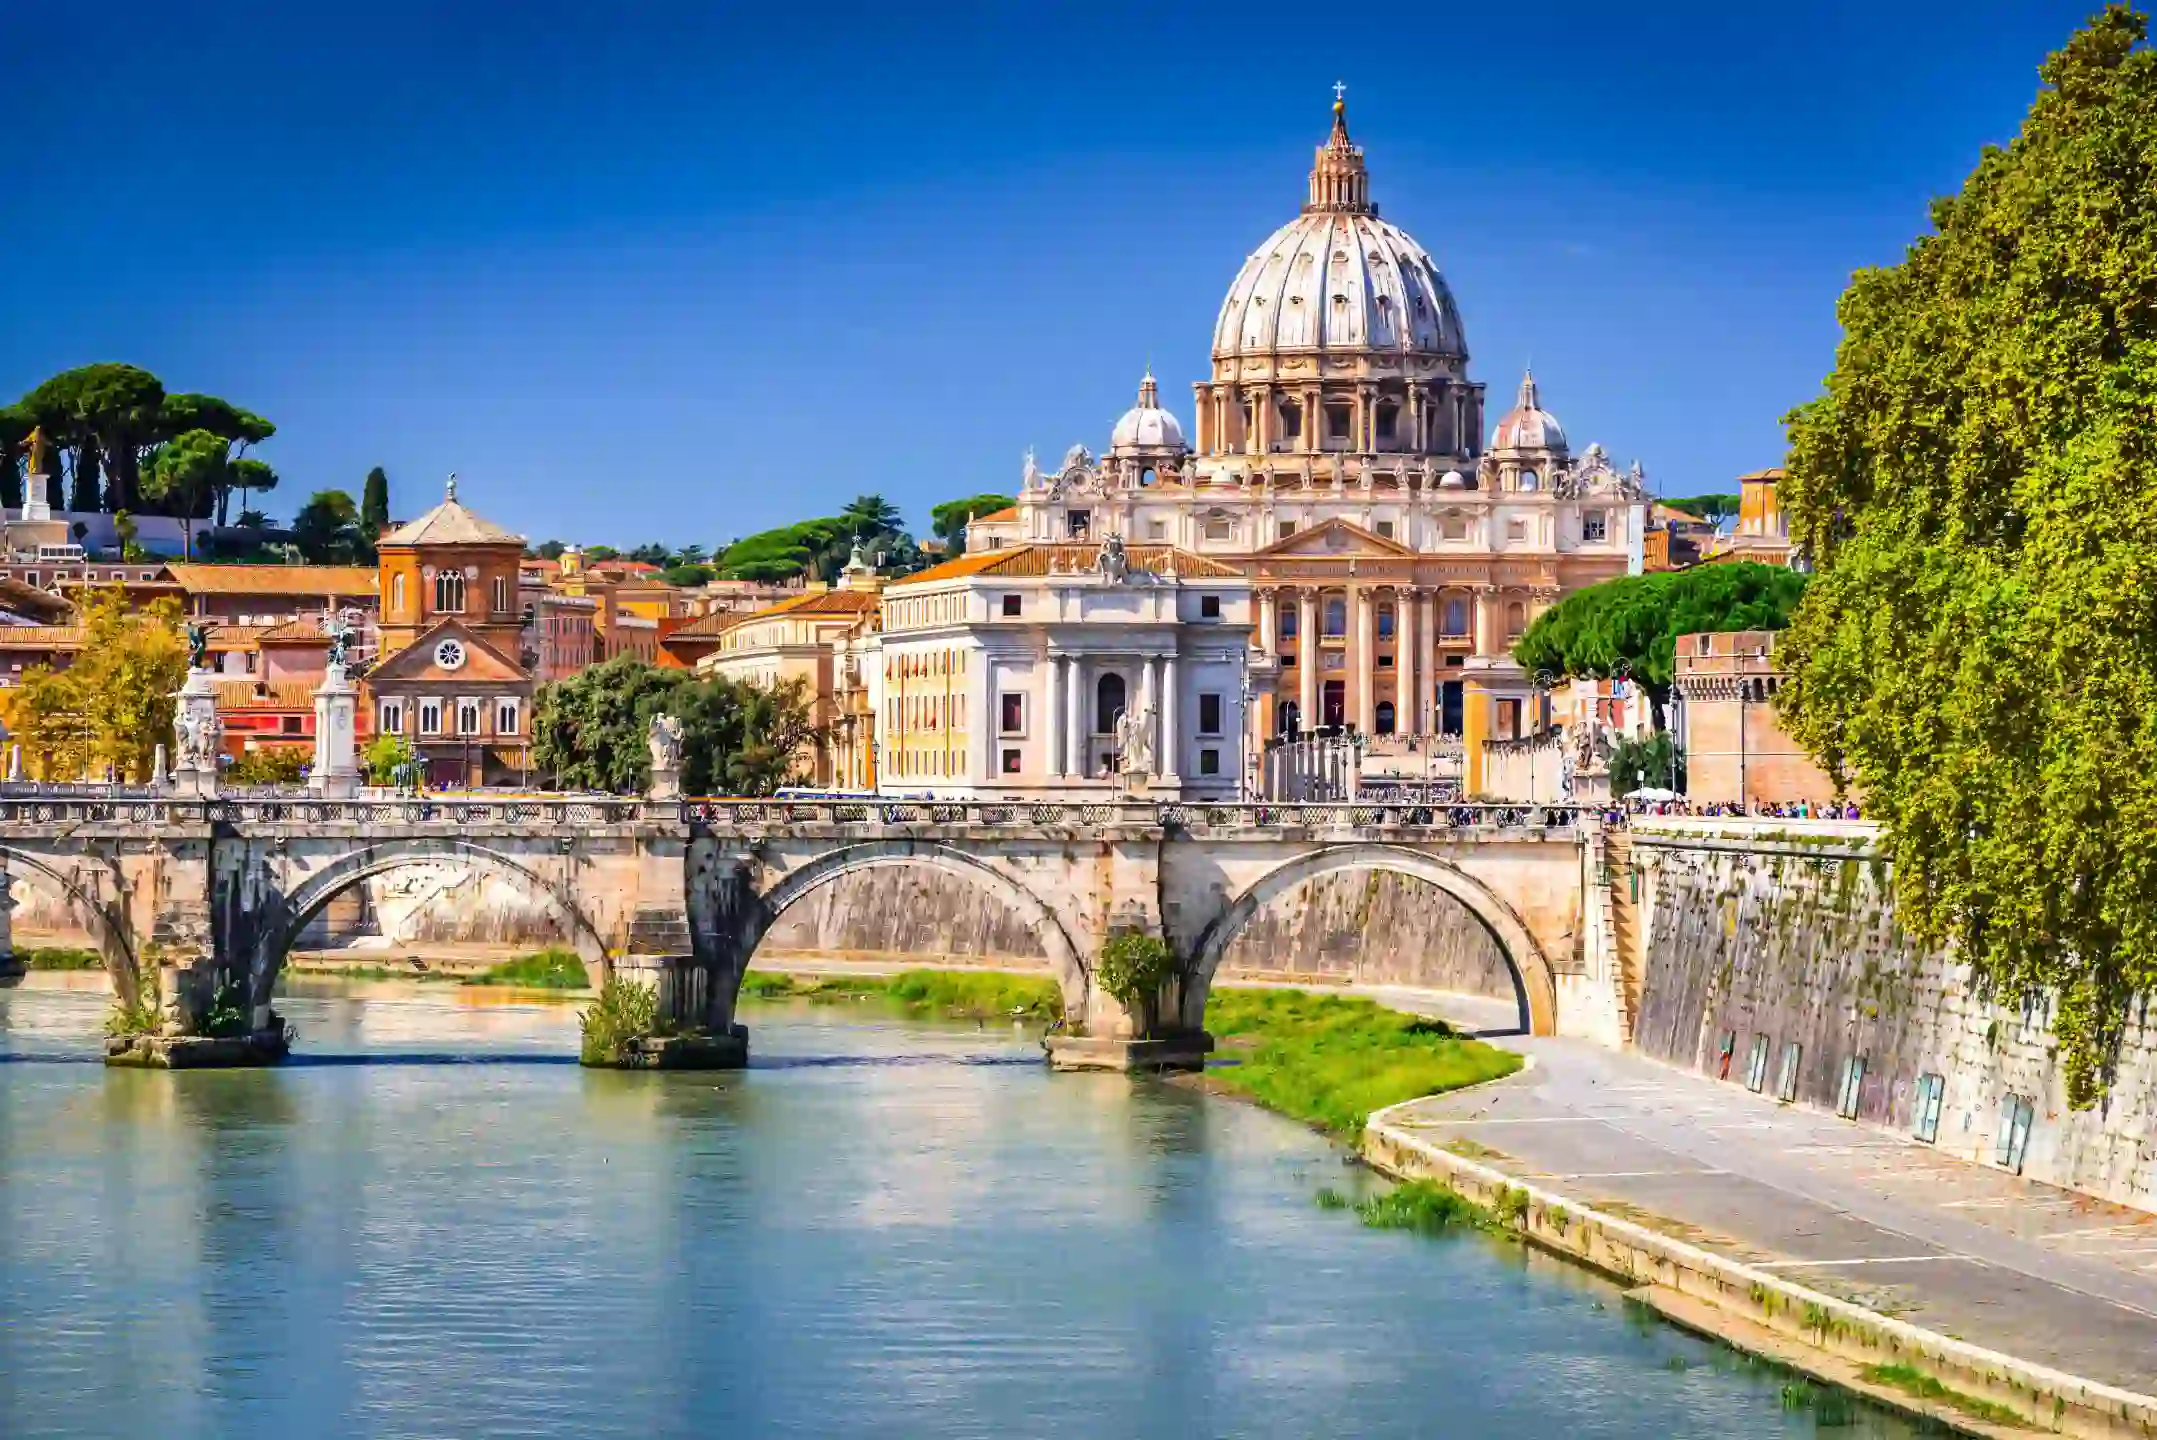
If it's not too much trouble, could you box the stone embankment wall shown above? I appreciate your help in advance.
[1629,820,2157,1210]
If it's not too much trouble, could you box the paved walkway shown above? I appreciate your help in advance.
[1371,987,2157,1395]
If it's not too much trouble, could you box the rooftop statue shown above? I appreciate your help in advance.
[22,426,50,477]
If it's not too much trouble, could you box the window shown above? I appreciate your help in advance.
[379,700,405,735]
[1584,510,1608,543]
[1001,748,1021,775]
[1277,701,1301,736]
[1277,521,1297,541]
[1442,597,1470,637]
[435,569,466,613]
[1518,469,1540,491]
[1139,467,1157,488]
[1375,520,1395,539]
[1323,598,1347,637]
[1504,601,1527,640]
[1745,1035,1771,1093]
[419,699,443,735]
[1199,748,1221,776]
[1067,509,1091,540]
[1377,604,1395,639]
[1995,1095,2034,1173]
[495,697,521,735]
[1202,515,1234,543]
[392,573,406,613]
[1913,1072,1946,1144]
[281,715,304,735]
[1000,692,1024,735]
[1506,519,1528,543]
[1095,672,1126,735]
[1376,654,1392,668]
[1375,701,1396,735]
[1776,1042,1802,1102]
[1198,693,1223,735]
[1279,606,1298,639]
[1835,1055,1867,1119]
[1375,403,1399,444]
[1200,594,1221,620]
[139,571,154,582]
[1322,651,1345,671]
[456,698,482,736]
[492,575,509,613]
[1001,594,1021,618]
[1325,404,1352,440]
[1440,514,1468,541]
[1145,519,1167,540]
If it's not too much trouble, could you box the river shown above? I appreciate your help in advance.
[0,979,1920,1438]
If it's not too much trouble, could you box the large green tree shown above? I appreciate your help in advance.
[1775,6,2157,1104]
[21,364,167,513]
[360,466,390,538]
[291,488,370,564]
[530,655,821,795]
[930,493,1015,547]
[1512,562,1807,718]
[139,428,228,558]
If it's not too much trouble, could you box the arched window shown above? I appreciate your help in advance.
[1139,467,1156,487]
[391,573,406,614]
[1095,672,1126,735]
[1277,700,1301,736]
[1518,469,1540,492]
[1375,701,1396,736]
[1377,604,1396,640]
[1442,596,1470,637]
[435,569,466,614]
[1504,600,1527,640]
[1323,598,1347,637]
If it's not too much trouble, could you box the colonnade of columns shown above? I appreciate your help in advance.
[1195,380,1482,460]
[1253,582,1548,738]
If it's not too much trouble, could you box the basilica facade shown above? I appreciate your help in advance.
[971,96,1648,743]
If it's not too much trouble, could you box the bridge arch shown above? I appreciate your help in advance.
[0,847,136,991]
[263,840,610,1004]
[1186,844,1556,1036]
[740,841,1085,1014]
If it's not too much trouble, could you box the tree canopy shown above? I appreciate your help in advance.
[1775,5,2157,1105]
[930,493,1015,547]
[0,587,186,782]
[531,656,821,795]
[1512,562,1807,711]
[1657,493,1740,522]
[361,467,390,538]
[291,488,371,564]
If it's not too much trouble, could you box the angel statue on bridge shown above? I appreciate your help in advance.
[648,712,685,774]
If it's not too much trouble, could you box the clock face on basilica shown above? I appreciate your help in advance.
[434,638,466,671]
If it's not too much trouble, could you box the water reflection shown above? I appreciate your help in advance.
[0,981,1918,1439]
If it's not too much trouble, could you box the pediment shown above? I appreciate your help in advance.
[369,620,527,683]
[1254,517,1416,560]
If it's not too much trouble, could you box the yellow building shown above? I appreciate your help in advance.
[697,563,882,788]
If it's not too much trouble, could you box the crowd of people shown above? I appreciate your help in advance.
[1614,797,1863,821]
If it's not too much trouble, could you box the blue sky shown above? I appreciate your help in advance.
[0,0,2104,547]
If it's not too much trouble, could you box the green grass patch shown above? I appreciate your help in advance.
[19,946,102,971]
[1353,1178,1492,1234]
[1859,1363,2028,1427]
[739,969,1062,1022]
[466,948,590,989]
[1200,989,1523,1139]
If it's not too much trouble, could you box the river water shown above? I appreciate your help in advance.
[0,980,1919,1439]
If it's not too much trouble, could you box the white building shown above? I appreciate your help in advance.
[875,540,1258,799]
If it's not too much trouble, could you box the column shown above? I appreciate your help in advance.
[1138,656,1158,757]
[1257,588,1277,659]
[1159,653,1180,781]
[1254,386,1271,453]
[1045,653,1064,778]
[1354,585,1376,734]
[1474,586,1498,657]
[976,655,997,785]
[1297,590,1319,729]
[1395,586,1415,737]
[1421,589,1439,731]
[1065,658,1085,778]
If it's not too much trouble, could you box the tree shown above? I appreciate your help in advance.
[1657,493,1741,522]
[139,428,227,558]
[1512,562,1807,719]
[21,364,167,513]
[662,563,715,588]
[532,539,567,561]
[0,404,28,509]
[362,733,418,786]
[158,394,274,522]
[231,457,278,524]
[291,489,369,564]
[626,542,671,566]
[0,587,186,782]
[930,493,1015,547]
[227,747,309,785]
[584,544,620,563]
[1774,6,2157,1105]
[841,493,903,539]
[360,466,390,539]
[1609,731,1683,797]
[530,655,821,795]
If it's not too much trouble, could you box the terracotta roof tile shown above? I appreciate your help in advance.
[0,625,85,648]
[164,564,379,597]
[213,680,320,711]
[738,589,881,620]
[891,544,1241,587]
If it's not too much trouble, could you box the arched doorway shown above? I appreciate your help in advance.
[1375,701,1396,736]
[1276,700,1301,737]
[1095,672,1126,735]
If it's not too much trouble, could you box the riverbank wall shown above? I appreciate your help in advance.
[1363,1094,2157,1439]
[1623,818,2157,1212]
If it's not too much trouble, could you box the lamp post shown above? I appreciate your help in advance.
[1530,668,1555,805]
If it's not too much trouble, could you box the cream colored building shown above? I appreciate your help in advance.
[972,94,1648,754]
[697,568,881,787]
[875,542,1255,799]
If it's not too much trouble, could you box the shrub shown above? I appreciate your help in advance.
[579,975,664,1064]
[1096,932,1174,1027]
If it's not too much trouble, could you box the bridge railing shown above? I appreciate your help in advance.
[0,795,653,827]
[681,799,1591,831]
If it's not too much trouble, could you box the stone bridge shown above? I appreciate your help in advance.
[0,795,1625,1067]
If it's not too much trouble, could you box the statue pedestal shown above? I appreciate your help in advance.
[647,764,682,802]
[310,663,360,798]
[22,470,52,524]
[171,668,221,798]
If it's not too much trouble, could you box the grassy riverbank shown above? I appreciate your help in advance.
[1202,990,1523,1140]
[465,949,589,989]
[17,946,103,971]
[742,969,1063,1022]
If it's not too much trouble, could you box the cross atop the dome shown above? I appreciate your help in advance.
[1333,81,1346,106]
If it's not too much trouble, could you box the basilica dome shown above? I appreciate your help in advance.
[1212,100,1465,362]
[1489,369,1566,453]
[1110,371,1187,453]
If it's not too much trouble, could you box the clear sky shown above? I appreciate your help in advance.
[0,0,2104,547]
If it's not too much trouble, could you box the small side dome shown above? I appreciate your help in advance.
[1110,370,1188,454]
[1490,368,1567,454]
[1439,469,1468,489]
